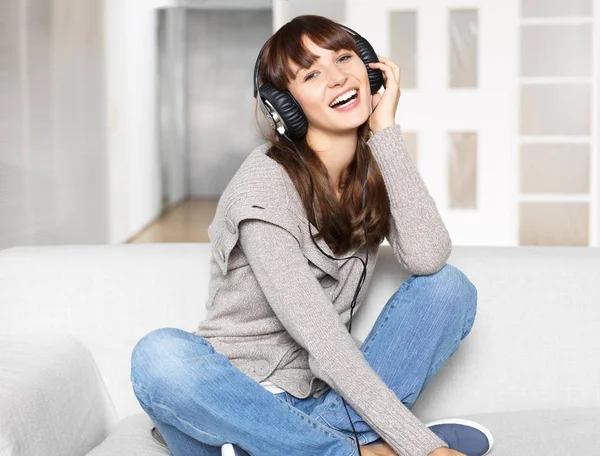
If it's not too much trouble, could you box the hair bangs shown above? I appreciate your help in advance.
[260,15,360,90]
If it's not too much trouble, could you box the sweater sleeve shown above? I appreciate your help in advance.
[367,124,452,276]
[237,218,449,456]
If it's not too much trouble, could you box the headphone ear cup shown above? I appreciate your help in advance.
[353,36,384,95]
[258,83,308,139]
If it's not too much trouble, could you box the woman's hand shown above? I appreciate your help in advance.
[367,55,401,135]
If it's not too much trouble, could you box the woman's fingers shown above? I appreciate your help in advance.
[369,62,388,84]
[369,61,399,88]
[376,54,400,71]
[373,54,401,83]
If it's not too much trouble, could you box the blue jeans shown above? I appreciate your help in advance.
[130,263,477,456]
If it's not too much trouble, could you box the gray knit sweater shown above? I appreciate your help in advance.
[194,123,452,455]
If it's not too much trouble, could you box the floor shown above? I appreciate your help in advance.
[126,198,218,243]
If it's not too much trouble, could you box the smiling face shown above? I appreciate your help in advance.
[286,35,371,137]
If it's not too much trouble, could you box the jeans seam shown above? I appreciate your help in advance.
[131,378,150,406]
[461,305,477,340]
[132,377,356,451]
[316,408,374,444]
[132,381,222,442]
[316,412,369,449]
[151,401,224,441]
[316,411,358,441]
[430,340,457,376]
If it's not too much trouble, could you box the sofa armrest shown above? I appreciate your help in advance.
[0,335,120,456]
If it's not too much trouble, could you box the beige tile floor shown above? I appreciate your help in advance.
[126,198,218,243]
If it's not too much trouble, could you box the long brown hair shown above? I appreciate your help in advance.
[254,15,390,256]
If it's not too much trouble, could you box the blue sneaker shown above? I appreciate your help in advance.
[221,443,251,456]
[150,426,168,449]
[425,418,494,456]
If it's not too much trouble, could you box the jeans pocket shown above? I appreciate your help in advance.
[315,397,353,435]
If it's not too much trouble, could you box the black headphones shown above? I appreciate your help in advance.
[253,23,385,140]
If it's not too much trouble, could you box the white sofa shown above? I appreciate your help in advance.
[0,242,598,455]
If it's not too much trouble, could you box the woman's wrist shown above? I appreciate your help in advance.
[370,120,396,135]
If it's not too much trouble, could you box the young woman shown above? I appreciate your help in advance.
[130,15,494,456]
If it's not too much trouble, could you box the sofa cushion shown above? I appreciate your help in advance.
[88,407,598,455]
[456,407,600,454]
[0,335,119,456]
[86,414,171,456]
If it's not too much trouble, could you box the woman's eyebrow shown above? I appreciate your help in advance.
[293,49,347,80]
[294,57,320,79]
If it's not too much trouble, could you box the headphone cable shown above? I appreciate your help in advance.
[282,132,370,455]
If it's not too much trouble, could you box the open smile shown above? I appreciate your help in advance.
[329,90,360,112]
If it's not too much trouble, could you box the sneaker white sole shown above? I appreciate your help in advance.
[221,443,236,456]
[425,418,494,456]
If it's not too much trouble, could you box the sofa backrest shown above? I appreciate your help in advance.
[0,243,598,422]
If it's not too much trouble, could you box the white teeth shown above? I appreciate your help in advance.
[329,89,357,107]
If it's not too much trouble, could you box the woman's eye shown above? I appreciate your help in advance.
[304,55,351,81]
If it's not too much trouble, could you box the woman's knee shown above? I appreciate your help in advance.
[130,327,201,386]
[416,263,478,318]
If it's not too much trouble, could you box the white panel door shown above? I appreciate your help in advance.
[346,0,519,246]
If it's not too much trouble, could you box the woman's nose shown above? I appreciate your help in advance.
[328,66,347,87]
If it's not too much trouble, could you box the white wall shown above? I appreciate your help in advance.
[104,0,169,244]
[0,0,165,249]
[0,0,108,250]
[274,0,345,27]
[158,7,189,208]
